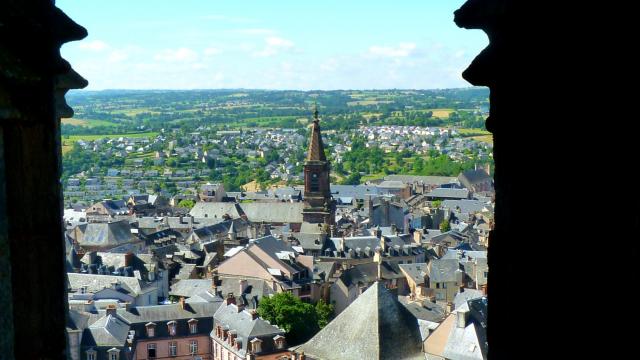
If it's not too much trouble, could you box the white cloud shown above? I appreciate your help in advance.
[204,47,222,56]
[253,37,294,57]
[154,48,198,62]
[233,28,276,35]
[107,50,128,63]
[368,42,417,58]
[79,40,108,52]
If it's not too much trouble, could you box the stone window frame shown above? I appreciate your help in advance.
[188,318,198,334]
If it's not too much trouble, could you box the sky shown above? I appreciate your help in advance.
[58,0,488,90]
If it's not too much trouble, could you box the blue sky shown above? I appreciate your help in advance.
[58,0,487,90]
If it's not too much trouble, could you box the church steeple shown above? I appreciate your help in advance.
[307,104,327,161]
[302,105,335,227]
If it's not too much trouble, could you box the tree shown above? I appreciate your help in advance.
[177,199,195,209]
[439,218,451,232]
[341,172,362,185]
[315,300,334,329]
[257,292,319,344]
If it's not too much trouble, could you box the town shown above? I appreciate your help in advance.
[64,107,492,360]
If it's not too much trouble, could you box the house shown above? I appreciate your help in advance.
[67,272,158,307]
[376,180,412,199]
[69,220,144,253]
[239,202,305,225]
[292,282,424,360]
[458,169,493,194]
[399,262,431,299]
[364,197,408,231]
[426,259,465,304]
[215,235,318,302]
[211,296,289,360]
[320,232,425,267]
[78,299,221,360]
[86,199,129,216]
[424,297,488,360]
[329,261,406,315]
[189,202,244,220]
[425,188,471,201]
[199,183,227,202]
[78,251,170,300]
[441,249,488,290]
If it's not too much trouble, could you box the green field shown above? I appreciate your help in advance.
[457,128,491,137]
[61,118,118,127]
[471,135,493,144]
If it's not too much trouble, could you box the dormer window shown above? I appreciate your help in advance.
[188,318,198,334]
[250,338,263,354]
[167,320,177,336]
[145,322,156,337]
[86,349,96,360]
[107,348,120,360]
[273,335,286,349]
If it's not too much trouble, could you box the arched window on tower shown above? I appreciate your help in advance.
[310,172,320,192]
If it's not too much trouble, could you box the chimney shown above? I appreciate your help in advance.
[124,252,134,267]
[106,304,117,317]
[456,309,468,328]
[226,293,236,305]
[446,302,454,314]
[179,297,186,310]
[239,279,248,295]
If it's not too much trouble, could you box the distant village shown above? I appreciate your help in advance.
[63,124,492,205]
[65,115,492,360]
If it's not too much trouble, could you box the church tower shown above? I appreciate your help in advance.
[302,106,335,226]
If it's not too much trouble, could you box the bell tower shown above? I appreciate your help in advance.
[302,106,335,226]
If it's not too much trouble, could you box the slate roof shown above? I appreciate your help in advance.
[383,175,457,186]
[338,261,404,288]
[442,297,488,360]
[169,279,214,298]
[189,202,244,219]
[458,169,492,185]
[74,220,135,248]
[441,250,488,262]
[291,232,326,251]
[213,302,285,357]
[453,289,484,310]
[427,188,470,199]
[330,185,381,200]
[428,259,463,283]
[213,276,275,308]
[398,296,446,323]
[240,202,304,223]
[442,199,491,215]
[83,314,130,347]
[295,282,424,360]
[68,273,152,296]
[398,263,428,285]
[377,180,408,189]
